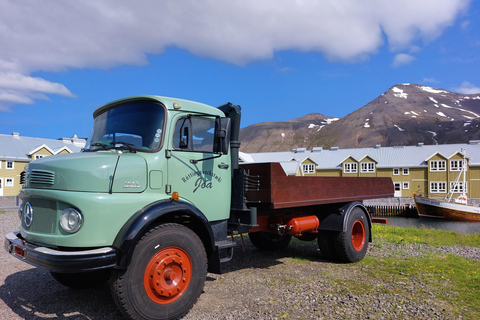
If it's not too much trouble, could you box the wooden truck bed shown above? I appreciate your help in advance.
[240,162,394,209]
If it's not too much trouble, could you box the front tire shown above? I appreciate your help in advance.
[334,207,370,263]
[111,223,207,320]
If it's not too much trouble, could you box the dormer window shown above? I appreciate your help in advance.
[344,163,357,173]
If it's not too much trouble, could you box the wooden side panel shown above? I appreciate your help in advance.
[241,162,394,209]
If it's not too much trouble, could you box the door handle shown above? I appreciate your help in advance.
[218,164,229,169]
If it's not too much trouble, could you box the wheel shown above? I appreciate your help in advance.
[334,207,370,263]
[111,223,207,320]
[317,231,339,261]
[50,269,111,289]
[248,232,292,251]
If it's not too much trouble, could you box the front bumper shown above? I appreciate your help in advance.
[4,232,117,273]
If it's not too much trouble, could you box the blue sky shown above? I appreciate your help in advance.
[1,0,479,140]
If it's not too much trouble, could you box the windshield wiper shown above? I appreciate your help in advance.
[83,142,110,152]
[110,141,137,153]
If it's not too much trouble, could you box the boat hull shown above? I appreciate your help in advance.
[413,193,480,221]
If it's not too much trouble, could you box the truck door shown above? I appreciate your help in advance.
[167,115,231,221]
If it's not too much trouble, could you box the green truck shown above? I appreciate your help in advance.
[5,96,393,320]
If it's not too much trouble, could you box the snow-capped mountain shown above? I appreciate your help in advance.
[239,84,480,152]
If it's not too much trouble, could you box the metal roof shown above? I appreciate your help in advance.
[0,133,85,161]
[243,142,480,169]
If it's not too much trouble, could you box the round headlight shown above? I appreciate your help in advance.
[60,208,83,233]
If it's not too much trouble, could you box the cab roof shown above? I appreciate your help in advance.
[93,95,225,118]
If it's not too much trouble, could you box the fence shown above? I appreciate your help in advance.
[366,204,418,218]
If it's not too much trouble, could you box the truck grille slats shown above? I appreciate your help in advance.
[29,170,55,186]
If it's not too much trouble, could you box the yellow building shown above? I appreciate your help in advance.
[0,133,85,197]
[241,141,480,199]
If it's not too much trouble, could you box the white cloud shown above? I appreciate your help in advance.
[0,0,471,109]
[392,53,416,67]
[0,73,75,97]
[0,73,75,110]
[423,77,439,83]
[453,81,480,94]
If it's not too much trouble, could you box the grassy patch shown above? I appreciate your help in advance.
[0,210,5,214]
[359,253,480,317]
[372,223,480,247]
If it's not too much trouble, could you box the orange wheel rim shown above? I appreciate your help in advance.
[144,247,192,304]
[351,220,365,251]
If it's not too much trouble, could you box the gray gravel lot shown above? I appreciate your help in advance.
[1,207,479,320]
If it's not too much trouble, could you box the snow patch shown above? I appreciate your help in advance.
[428,97,438,104]
[404,111,411,115]
[392,87,408,99]
[394,125,405,132]
[321,118,339,125]
[420,86,448,94]
[411,111,419,116]
[437,112,446,117]
[364,122,370,128]
[308,124,317,129]
[464,122,471,127]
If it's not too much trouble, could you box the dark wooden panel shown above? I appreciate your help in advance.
[241,162,394,209]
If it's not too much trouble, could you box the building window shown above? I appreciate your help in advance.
[35,155,45,159]
[302,164,315,174]
[343,163,357,173]
[450,160,465,172]
[361,162,375,173]
[402,168,409,175]
[6,178,14,187]
[403,182,409,190]
[450,182,467,193]
[393,168,399,175]
[430,160,446,172]
[6,161,14,169]
[430,182,446,193]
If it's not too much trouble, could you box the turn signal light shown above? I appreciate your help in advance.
[171,192,180,201]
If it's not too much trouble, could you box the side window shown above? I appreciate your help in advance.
[173,117,215,153]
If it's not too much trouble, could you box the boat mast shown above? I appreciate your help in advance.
[445,148,467,203]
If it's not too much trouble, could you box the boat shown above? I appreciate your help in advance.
[413,149,480,221]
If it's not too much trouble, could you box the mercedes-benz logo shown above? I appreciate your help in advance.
[24,202,33,228]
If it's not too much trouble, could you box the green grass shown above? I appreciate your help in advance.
[360,224,480,317]
[0,210,5,214]
[372,223,480,247]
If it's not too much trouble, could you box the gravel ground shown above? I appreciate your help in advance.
[1,207,479,320]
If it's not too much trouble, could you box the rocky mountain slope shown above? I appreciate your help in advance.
[239,84,480,152]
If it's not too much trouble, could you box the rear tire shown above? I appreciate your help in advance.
[50,269,111,289]
[111,223,207,320]
[334,207,370,263]
[248,232,292,251]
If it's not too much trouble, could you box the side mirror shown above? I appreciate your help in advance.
[214,117,231,155]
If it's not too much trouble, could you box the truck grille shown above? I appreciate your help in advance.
[20,171,27,185]
[29,170,55,186]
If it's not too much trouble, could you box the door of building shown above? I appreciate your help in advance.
[394,182,401,197]
[0,178,3,196]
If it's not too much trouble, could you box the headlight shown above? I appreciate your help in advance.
[60,208,83,233]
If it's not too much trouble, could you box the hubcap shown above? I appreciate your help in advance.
[351,220,365,251]
[144,247,192,304]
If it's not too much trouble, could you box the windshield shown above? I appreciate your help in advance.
[85,100,165,152]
